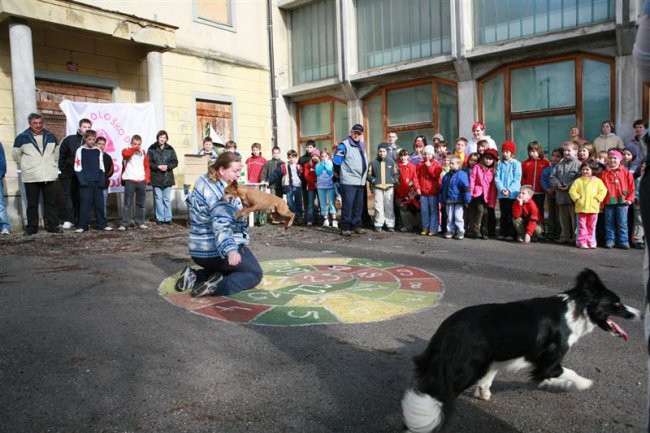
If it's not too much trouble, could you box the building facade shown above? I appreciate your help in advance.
[1,0,272,228]
[271,0,647,162]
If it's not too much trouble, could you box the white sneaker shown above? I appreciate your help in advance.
[137,224,148,229]
[322,220,330,227]
[62,221,74,229]
[1,229,10,235]
[331,220,338,228]
[103,226,114,231]
[75,228,86,233]
[117,226,127,231]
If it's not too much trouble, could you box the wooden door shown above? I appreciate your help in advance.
[196,99,233,150]
[35,80,113,220]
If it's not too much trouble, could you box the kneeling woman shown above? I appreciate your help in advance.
[176,152,263,297]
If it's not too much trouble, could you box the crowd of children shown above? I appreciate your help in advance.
[241,120,646,251]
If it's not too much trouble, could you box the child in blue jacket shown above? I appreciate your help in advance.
[495,140,522,240]
[441,156,471,239]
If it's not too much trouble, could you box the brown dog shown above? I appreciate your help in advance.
[223,182,295,228]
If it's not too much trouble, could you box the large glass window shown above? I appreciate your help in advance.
[481,72,506,146]
[363,78,457,151]
[356,0,451,71]
[291,0,338,85]
[475,0,614,46]
[510,61,575,112]
[478,54,614,161]
[297,98,348,152]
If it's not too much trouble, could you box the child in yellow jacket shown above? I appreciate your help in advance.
[569,162,607,249]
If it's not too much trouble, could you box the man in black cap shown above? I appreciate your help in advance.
[333,124,368,236]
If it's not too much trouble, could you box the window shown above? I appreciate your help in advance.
[291,0,338,85]
[475,0,615,46]
[356,0,451,70]
[297,98,348,152]
[364,78,457,151]
[195,0,232,27]
[478,54,614,160]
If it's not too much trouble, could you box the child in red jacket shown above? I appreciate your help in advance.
[246,142,267,183]
[521,141,550,230]
[416,145,442,236]
[512,185,542,244]
[302,149,319,226]
[600,149,635,248]
[396,148,421,232]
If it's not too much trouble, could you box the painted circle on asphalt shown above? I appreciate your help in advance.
[158,258,444,326]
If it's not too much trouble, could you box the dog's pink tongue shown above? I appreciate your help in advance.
[607,318,629,342]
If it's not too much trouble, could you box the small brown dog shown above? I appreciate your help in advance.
[223,182,295,228]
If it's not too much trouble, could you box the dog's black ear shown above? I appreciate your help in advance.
[575,268,606,295]
[577,268,601,285]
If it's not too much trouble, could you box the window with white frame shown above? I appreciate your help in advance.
[195,0,232,28]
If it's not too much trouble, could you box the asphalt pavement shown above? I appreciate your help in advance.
[0,226,646,433]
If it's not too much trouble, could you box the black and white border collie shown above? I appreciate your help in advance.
[402,268,640,433]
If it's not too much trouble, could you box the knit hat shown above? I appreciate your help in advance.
[433,133,444,142]
[351,124,364,133]
[608,149,623,161]
[377,143,388,151]
[423,145,435,155]
[501,140,516,155]
[623,145,638,160]
[482,148,499,161]
[310,148,321,157]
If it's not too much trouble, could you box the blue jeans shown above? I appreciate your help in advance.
[191,245,263,296]
[285,186,303,221]
[340,184,364,231]
[420,194,439,232]
[305,190,316,224]
[102,188,109,219]
[604,204,629,246]
[318,187,336,216]
[79,181,107,230]
[0,179,10,230]
[153,186,173,222]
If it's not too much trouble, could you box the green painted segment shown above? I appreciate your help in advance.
[379,291,440,308]
[273,277,357,296]
[227,289,296,306]
[265,265,317,277]
[343,281,400,300]
[252,306,340,326]
[260,259,305,272]
[347,259,396,269]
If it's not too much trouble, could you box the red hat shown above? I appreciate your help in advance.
[482,148,499,160]
[501,140,516,155]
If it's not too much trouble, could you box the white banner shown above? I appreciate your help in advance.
[59,100,157,192]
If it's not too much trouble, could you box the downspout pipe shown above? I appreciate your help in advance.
[267,0,278,147]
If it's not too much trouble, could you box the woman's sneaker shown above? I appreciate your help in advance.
[175,266,197,292]
[191,273,224,298]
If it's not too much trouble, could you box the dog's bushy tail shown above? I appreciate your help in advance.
[402,388,444,433]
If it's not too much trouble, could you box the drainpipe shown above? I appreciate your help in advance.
[267,0,278,147]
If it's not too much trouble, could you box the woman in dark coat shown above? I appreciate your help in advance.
[147,130,178,224]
